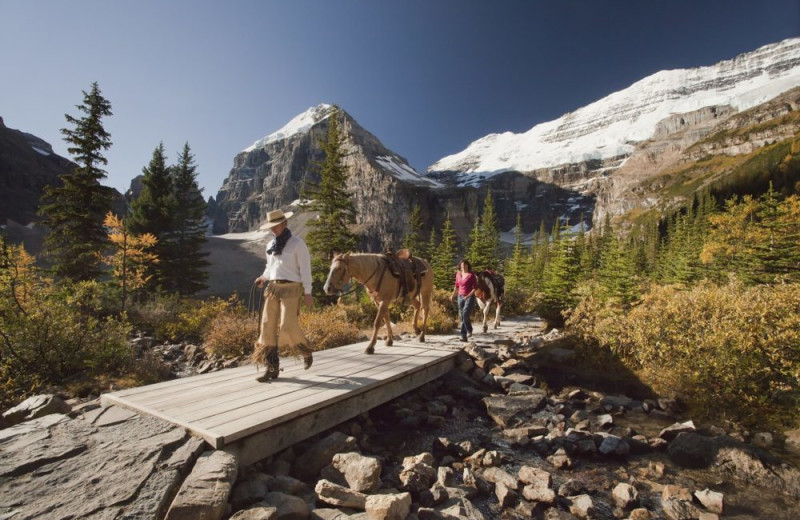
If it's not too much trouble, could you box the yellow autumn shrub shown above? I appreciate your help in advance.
[568,280,800,426]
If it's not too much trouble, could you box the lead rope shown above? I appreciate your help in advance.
[248,281,265,319]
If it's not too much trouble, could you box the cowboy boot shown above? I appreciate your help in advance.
[256,347,280,381]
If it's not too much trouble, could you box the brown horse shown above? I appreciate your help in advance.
[323,251,433,354]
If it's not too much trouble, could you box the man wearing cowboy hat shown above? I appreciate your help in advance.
[253,209,314,381]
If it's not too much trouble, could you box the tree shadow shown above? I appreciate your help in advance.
[528,335,658,401]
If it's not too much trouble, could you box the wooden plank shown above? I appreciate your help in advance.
[210,348,452,441]
[165,346,429,422]
[224,356,455,464]
[101,343,457,454]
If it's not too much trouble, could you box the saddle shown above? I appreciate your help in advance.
[382,248,428,300]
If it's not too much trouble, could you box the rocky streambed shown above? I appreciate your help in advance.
[2,315,800,520]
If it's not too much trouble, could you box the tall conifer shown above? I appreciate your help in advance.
[128,143,173,291]
[39,82,114,281]
[304,106,359,292]
[167,143,209,296]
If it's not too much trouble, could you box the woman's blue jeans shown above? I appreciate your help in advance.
[458,294,475,339]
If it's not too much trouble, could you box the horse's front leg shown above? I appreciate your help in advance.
[493,302,502,329]
[367,301,388,354]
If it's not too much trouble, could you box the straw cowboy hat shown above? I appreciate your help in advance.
[259,209,294,230]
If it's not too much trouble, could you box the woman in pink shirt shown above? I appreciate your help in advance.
[451,259,477,342]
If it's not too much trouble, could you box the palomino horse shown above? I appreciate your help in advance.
[323,251,433,354]
[474,270,505,333]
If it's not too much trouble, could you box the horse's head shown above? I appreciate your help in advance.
[323,253,352,295]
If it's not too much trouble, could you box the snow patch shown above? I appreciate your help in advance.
[375,156,443,187]
[429,38,800,186]
[31,146,50,156]
[243,104,333,152]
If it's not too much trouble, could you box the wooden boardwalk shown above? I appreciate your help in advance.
[102,336,459,465]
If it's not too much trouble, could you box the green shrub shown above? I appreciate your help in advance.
[126,293,181,339]
[165,295,239,343]
[568,280,800,427]
[0,245,132,408]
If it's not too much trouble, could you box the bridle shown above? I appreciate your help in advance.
[329,256,384,298]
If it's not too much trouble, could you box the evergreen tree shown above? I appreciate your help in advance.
[402,203,425,258]
[505,213,530,291]
[537,226,581,325]
[128,143,174,291]
[466,218,482,267]
[432,213,458,291]
[425,226,438,266]
[467,187,501,271]
[304,106,359,291]
[596,230,637,305]
[529,220,549,290]
[167,143,209,296]
[39,82,114,281]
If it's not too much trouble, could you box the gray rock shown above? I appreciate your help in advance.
[293,432,359,480]
[331,452,382,493]
[231,479,270,511]
[482,392,547,428]
[258,492,310,520]
[518,465,551,488]
[547,448,572,469]
[784,429,800,455]
[751,431,773,449]
[667,432,716,468]
[659,420,696,441]
[495,481,518,508]
[399,460,436,494]
[310,508,353,520]
[522,483,556,504]
[230,506,279,520]
[364,492,411,520]
[661,497,700,520]
[315,479,367,509]
[481,466,518,490]
[166,450,239,520]
[2,394,71,427]
[568,494,594,519]
[0,410,197,520]
[611,482,639,509]
[694,488,724,514]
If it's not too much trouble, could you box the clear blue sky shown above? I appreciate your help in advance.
[2,0,798,197]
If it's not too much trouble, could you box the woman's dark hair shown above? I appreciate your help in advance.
[459,259,472,272]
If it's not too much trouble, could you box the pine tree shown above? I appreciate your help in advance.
[39,82,114,281]
[505,213,529,291]
[304,106,359,291]
[596,230,637,305]
[128,143,174,291]
[167,143,209,296]
[425,226,439,267]
[467,187,501,271]
[432,213,458,291]
[402,203,425,258]
[538,227,581,325]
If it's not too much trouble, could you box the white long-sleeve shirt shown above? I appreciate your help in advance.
[261,234,313,295]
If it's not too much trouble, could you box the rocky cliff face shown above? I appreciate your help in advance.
[213,39,800,249]
[0,118,75,226]
[211,106,593,249]
[428,38,800,227]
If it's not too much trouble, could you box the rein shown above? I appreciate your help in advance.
[335,257,385,298]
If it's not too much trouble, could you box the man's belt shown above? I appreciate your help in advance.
[269,279,295,284]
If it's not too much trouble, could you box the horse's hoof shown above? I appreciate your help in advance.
[483,325,488,333]
[385,339,393,347]
[365,345,375,354]
[417,334,425,343]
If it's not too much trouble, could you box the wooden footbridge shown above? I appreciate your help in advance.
[102,336,460,465]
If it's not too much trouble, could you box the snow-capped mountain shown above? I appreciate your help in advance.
[211,104,441,246]
[428,38,800,182]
